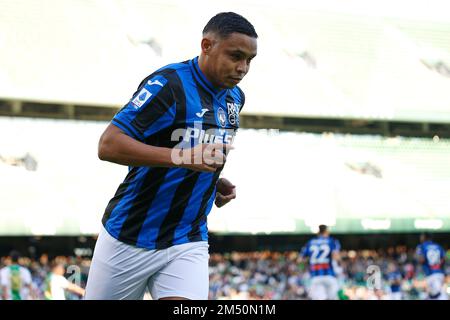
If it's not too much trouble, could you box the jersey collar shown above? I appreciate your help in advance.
[190,57,226,98]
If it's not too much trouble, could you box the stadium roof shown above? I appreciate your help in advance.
[1,0,450,122]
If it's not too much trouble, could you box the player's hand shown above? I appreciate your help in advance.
[173,143,233,172]
[215,177,236,207]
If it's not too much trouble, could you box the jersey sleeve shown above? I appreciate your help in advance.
[235,86,245,113]
[332,239,341,252]
[112,72,177,142]
[54,275,69,289]
[0,269,7,286]
[416,245,424,257]
[300,242,310,258]
[22,269,32,285]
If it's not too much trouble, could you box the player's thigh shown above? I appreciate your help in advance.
[84,227,160,300]
[309,277,327,300]
[325,276,339,300]
[148,241,209,300]
[427,274,444,296]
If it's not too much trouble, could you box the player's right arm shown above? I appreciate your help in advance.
[0,269,9,300]
[298,243,309,265]
[332,239,342,263]
[415,245,426,264]
[98,73,229,172]
[1,286,7,300]
[98,124,228,172]
[66,282,85,297]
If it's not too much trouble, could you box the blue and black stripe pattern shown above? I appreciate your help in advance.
[102,57,244,249]
[416,241,445,276]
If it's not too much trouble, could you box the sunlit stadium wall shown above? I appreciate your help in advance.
[1,117,449,236]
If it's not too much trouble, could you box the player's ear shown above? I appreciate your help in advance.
[201,35,217,55]
[201,38,212,54]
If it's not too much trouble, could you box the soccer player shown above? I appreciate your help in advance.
[300,225,341,300]
[386,262,403,300]
[415,233,447,300]
[43,262,85,300]
[84,12,257,300]
[0,251,33,300]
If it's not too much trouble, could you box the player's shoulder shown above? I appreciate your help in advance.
[231,85,246,108]
[154,63,184,79]
[136,61,189,95]
[20,266,31,274]
[147,60,190,83]
[233,85,245,98]
[331,236,340,243]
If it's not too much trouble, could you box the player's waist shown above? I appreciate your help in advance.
[429,265,443,270]
[310,263,332,271]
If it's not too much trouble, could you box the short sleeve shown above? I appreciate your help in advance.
[22,269,32,285]
[0,269,7,286]
[235,86,245,113]
[333,239,341,252]
[300,243,309,258]
[112,72,177,142]
[54,275,69,289]
[416,245,423,257]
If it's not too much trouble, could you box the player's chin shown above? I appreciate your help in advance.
[222,78,241,88]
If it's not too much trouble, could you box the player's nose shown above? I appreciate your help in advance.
[236,61,248,74]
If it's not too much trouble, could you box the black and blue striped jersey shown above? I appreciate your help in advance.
[300,236,341,277]
[102,57,244,249]
[416,241,445,276]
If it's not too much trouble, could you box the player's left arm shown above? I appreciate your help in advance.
[298,244,309,265]
[0,271,9,300]
[66,282,86,297]
[1,285,8,300]
[215,177,236,208]
[332,239,342,263]
[415,246,425,264]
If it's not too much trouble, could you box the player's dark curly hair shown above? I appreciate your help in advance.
[203,12,258,39]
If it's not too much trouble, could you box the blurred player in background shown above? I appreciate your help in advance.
[386,262,403,300]
[0,251,33,300]
[415,232,447,300]
[85,12,258,300]
[300,225,342,300]
[44,262,85,300]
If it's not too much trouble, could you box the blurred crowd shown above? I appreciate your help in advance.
[0,254,90,300]
[0,246,448,300]
[208,246,450,300]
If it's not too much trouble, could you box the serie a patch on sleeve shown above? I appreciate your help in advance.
[131,75,168,109]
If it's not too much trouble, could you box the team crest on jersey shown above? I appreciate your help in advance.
[217,107,227,127]
[227,102,240,126]
[131,88,152,109]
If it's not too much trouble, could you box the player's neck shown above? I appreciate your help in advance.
[197,55,223,91]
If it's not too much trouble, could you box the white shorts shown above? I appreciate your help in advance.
[309,275,339,300]
[426,273,445,298]
[389,292,403,300]
[84,226,209,300]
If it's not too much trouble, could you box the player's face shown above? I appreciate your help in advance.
[205,33,257,89]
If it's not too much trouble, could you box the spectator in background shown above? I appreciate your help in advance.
[0,251,33,300]
[386,262,403,300]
